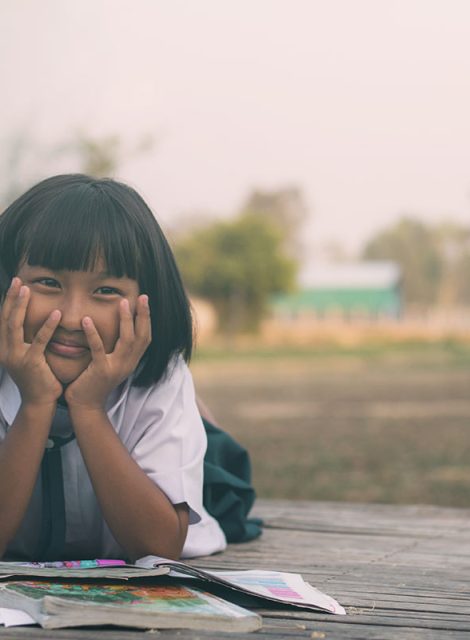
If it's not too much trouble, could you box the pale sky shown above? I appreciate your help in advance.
[1,0,470,256]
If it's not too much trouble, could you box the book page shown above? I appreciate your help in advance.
[0,607,35,627]
[0,560,169,580]
[205,570,346,615]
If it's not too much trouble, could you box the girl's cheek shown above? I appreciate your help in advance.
[93,307,121,353]
[22,295,49,342]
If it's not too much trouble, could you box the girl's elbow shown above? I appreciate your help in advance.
[127,518,188,562]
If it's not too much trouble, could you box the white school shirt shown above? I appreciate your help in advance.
[0,358,226,560]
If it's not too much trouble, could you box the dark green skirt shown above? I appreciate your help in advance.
[202,418,263,543]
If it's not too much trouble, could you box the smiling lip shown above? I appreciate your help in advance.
[47,339,89,358]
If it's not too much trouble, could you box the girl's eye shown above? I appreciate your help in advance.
[35,278,60,288]
[96,286,121,296]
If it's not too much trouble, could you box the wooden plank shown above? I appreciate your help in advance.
[3,621,470,640]
[184,500,470,636]
[1,500,468,638]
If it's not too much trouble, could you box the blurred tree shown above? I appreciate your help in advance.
[75,134,121,177]
[65,132,155,178]
[240,187,309,256]
[433,222,470,307]
[453,252,470,305]
[174,212,297,334]
[0,131,43,208]
[0,131,155,208]
[362,217,444,307]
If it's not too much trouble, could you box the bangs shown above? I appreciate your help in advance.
[20,183,141,278]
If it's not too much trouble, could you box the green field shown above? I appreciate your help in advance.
[191,342,470,507]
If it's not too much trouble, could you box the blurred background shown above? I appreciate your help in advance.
[1,0,470,506]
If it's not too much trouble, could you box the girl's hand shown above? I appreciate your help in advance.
[0,278,63,406]
[64,295,151,410]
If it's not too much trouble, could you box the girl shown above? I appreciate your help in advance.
[0,174,227,562]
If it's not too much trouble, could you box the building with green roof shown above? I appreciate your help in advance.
[272,261,402,320]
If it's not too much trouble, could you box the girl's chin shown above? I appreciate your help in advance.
[46,355,89,385]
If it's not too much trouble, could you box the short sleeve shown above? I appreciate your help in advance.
[114,359,207,525]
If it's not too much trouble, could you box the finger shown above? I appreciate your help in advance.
[134,295,152,346]
[7,285,30,348]
[0,279,22,343]
[117,298,135,346]
[29,309,62,357]
[82,316,106,360]
[0,277,22,322]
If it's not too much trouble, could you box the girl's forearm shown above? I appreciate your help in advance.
[0,403,55,557]
[69,407,188,561]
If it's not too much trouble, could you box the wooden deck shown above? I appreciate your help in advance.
[1,498,469,638]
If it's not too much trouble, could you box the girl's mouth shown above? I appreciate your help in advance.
[47,340,89,358]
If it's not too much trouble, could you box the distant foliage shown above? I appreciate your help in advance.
[0,132,48,207]
[71,132,154,178]
[174,211,297,334]
[240,187,308,257]
[74,134,122,177]
[434,222,470,307]
[0,131,154,209]
[363,218,442,306]
[363,217,470,308]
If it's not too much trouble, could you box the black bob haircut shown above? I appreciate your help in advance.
[0,174,193,386]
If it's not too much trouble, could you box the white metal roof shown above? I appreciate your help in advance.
[299,261,401,289]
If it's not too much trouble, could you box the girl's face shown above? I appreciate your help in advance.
[16,260,140,384]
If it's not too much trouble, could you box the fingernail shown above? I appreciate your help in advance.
[142,295,149,308]
[19,286,28,298]
[10,277,19,289]
[82,316,92,327]
[50,310,61,321]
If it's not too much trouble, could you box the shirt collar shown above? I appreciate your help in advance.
[0,367,21,426]
[0,366,132,427]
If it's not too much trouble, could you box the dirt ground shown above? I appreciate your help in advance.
[191,347,470,507]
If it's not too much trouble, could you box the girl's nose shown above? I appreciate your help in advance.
[58,296,86,331]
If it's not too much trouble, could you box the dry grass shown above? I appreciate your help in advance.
[191,344,470,507]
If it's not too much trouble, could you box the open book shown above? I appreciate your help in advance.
[137,556,345,615]
[0,580,262,631]
[0,554,345,626]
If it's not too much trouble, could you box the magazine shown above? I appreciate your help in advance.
[0,559,168,580]
[0,580,262,631]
